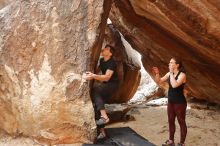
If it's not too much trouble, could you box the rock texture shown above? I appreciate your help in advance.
[0,0,13,9]
[109,0,220,104]
[103,24,141,103]
[0,0,111,144]
[130,66,161,104]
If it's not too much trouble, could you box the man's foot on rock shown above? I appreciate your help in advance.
[96,116,110,126]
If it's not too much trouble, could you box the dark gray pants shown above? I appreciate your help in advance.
[91,81,119,128]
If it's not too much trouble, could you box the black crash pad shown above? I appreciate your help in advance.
[83,127,156,146]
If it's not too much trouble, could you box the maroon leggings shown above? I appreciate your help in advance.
[167,103,187,143]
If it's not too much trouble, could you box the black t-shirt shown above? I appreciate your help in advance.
[99,57,118,83]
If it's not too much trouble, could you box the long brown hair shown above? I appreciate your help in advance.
[172,57,186,73]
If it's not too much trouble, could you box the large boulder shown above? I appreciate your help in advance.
[109,0,220,104]
[0,0,111,144]
[0,0,13,9]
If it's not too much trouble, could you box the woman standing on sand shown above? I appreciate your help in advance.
[152,57,187,146]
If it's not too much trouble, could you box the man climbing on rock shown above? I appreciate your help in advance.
[85,44,119,139]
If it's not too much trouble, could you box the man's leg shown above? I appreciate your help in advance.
[97,83,119,123]
[91,85,109,126]
[92,82,118,139]
[91,85,106,136]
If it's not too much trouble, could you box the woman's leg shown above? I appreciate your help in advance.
[168,103,176,142]
[175,104,187,144]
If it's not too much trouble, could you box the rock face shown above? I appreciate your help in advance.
[0,0,13,9]
[0,0,111,144]
[130,67,161,104]
[104,24,141,103]
[109,0,220,104]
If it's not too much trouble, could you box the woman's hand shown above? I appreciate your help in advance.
[152,67,160,75]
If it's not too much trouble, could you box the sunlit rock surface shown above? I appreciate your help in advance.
[0,0,111,144]
[109,0,220,104]
[0,0,13,9]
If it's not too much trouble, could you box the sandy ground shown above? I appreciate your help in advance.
[107,104,220,146]
[0,133,82,146]
[0,102,219,146]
